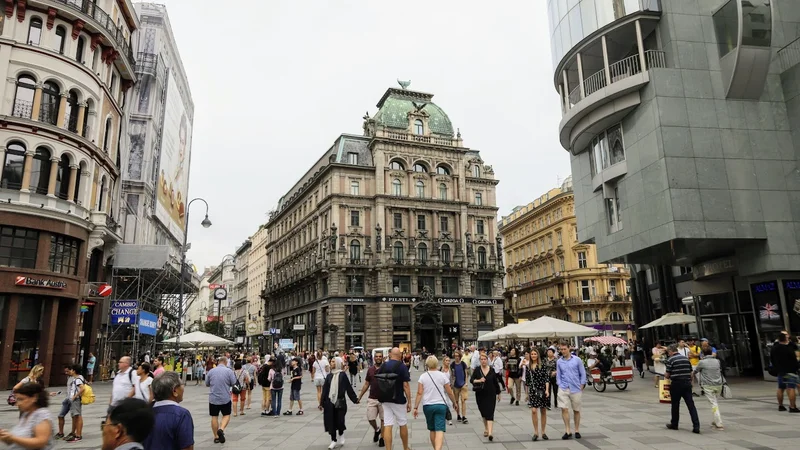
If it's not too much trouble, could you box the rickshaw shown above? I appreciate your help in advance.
[590,366,634,392]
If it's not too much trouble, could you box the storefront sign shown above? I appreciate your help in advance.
[293,323,306,331]
[381,297,417,303]
[444,324,460,334]
[206,315,223,322]
[751,281,782,331]
[279,338,294,350]
[247,322,259,334]
[753,282,777,293]
[110,300,138,325]
[784,281,800,290]
[472,299,498,305]
[437,298,465,304]
[345,298,366,303]
[138,311,158,336]
[83,283,112,298]
[692,257,737,279]
[15,276,67,289]
[209,284,226,289]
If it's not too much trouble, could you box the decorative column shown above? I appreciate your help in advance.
[46,156,59,196]
[67,164,78,202]
[29,84,43,121]
[576,53,585,99]
[79,167,90,206]
[19,150,34,192]
[0,146,5,186]
[635,20,647,71]
[56,93,68,128]
[561,70,570,110]
[601,35,611,86]
[76,103,86,136]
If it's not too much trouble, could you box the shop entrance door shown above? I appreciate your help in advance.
[700,313,758,376]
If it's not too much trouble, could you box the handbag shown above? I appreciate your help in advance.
[720,373,732,399]
[427,372,452,421]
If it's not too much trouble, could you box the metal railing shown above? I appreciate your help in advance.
[583,68,607,97]
[778,36,800,72]
[12,100,32,119]
[66,111,79,132]
[38,102,59,125]
[645,50,667,70]
[135,52,158,77]
[52,0,135,67]
[609,54,642,83]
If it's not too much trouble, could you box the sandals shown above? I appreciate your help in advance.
[532,435,539,441]
[297,410,304,415]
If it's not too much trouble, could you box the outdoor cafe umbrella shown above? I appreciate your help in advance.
[477,323,527,341]
[584,335,628,346]
[638,312,696,329]
[162,331,234,348]
[512,316,598,339]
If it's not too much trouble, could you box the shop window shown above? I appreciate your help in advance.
[0,226,39,269]
[477,307,492,324]
[392,276,410,294]
[49,234,80,275]
[442,277,459,295]
[475,279,492,296]
[418,276,435,293]
[442,306,459,323]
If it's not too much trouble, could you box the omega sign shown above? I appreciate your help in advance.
[15,276,67,289]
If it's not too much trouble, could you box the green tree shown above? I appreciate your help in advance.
[203,320,224,336]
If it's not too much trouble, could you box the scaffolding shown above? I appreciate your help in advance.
[100,245,198,372]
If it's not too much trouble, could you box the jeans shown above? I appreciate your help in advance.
[271,389,283,415]
[703,385,723,426]
[669,379,700,430]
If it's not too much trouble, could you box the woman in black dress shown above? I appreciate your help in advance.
[525,349,551,441]
[320,357,359,449]
[470,353,503,441]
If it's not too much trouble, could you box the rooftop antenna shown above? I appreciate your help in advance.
[397,79,411,90]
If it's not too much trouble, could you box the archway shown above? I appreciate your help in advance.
[413,302,443,355]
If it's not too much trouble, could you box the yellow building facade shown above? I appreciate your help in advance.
[499,178,634,338]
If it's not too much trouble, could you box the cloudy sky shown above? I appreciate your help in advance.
[156,0,569,271]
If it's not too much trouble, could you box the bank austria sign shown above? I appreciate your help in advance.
[15,276,67,289]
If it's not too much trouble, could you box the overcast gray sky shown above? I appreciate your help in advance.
[157,0,569,271]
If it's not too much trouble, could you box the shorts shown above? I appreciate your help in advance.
[777,373,799,390]
[452,386,468,402]
[290,390,301,401]
[314,378,325,387]
[382,402,408,427]
[59,398,81,417]
[557,388,582,412]
[366,398,384,421]
[209,401,232,417]
[86,368,94,376]
[422,404,447,432]
[231,390,246,401]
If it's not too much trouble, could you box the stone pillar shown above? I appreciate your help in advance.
[67,165,78,202]
[0,146,5,186]
[76,103,86,136]
[29,84,43,121]
[576,53,585,99]
[635,20,647,71]
[46,156,59,196]
[19,150,34,192]
[602,35,612,86]
[38,298,60,387]
[0,296,20,389]
[79,167,90,206]
[56,93,68,128]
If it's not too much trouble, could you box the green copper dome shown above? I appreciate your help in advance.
[373,88,454,136]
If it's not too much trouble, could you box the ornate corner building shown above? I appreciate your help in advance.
[262,84,505,353]
[500,179,634,339]
[0,0,137,387]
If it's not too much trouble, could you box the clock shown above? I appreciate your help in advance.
[213,287,228,300]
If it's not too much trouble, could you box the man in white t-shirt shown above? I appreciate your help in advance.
[107,357,135,418]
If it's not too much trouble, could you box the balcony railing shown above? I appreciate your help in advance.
[65,111,79,133]
[584,69,607,97]
[609,54,642,83]
[52,0,135,67]
[376,129,457,147]
[778,36,800,72]
[552,295,632,306]
[12,100,32,119]
[39,102,59,125]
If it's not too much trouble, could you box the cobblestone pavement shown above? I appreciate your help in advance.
[1,368,798,450]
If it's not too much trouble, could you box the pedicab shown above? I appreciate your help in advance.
[584,335,633,392]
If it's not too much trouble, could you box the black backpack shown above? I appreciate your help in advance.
[232,371,244,395]
[257,365,270,386]
[272,371,284,390]
[374,361,399,403]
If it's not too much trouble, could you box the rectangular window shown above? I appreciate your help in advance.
[49,234,80,275]
[556,230,562,246]
[477,307,492,324]
[441,277,459,295]
[475,192,483,205]
[350,210,360,227]
[393,213,402,230]
[583,310,594,322]
[345,305,365,331]
[548,234,553,249]
[610,280,618,296]
[591,280,597,295]
[580,280,590,301]
[0,226,39,269]
[475,279,492,296]
[533,240,538,254]
[578,252,587,268]
[439,216,449,232]
[393,305,412,326]
[417,215,426,230]
[550,260,555,274]
[418,276,435,293]
[350,180,359,195]
[346,276,364,295]
[476,219,485,235]
[392,276,411,294]
[559,256,565,271]
[442,306,459,323]
[347,152,358,165]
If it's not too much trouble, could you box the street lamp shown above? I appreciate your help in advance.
[178,197,212,381]
[216,254,236,337]
[349,270,357,350]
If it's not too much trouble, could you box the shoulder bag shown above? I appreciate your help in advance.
[720,372,732,399]
[427,372,452,421]
[472,369,485,392]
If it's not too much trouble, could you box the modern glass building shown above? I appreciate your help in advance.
[546,0,800,378]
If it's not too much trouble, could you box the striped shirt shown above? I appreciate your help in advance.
[665,354,693,381]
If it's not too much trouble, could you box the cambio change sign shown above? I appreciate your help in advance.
[110,300,138,325]
[155,71,193,242]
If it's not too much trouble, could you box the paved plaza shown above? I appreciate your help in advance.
[1,368,798,450]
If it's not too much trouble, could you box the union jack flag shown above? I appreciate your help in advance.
[760,303,780,320]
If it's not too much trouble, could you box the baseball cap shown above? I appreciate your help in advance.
[700,338,709,342]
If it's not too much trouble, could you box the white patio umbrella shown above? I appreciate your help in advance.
[639,312,696,329]
[477,323,527,341]
[162,331,234,347]
[512,316,598,339]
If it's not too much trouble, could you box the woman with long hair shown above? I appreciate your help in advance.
[525,349,550,441]
[440,356,453,426]
[13,365,45,391]
[0,382,54,449]
[134,362,153,404]
[414,356,458,450]
[470,353,503,441]
[232,361,250,417]
[320,357,359,449]
[652,341,667,388]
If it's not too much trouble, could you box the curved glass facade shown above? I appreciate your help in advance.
[547,0,661,69]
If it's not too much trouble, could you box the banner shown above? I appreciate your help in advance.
[279,339,294,350]
[110,300,138,325]
[138,311,158,336]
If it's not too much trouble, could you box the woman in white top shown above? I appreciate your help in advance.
[652,341,667,388]
[413,356,458,450]
[312,351,330,410]
[134,362,153,404]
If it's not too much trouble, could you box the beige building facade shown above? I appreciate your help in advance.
[262,84,504,353]
[500,179,634,338]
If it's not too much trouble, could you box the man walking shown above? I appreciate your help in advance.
[143,371,194,450]
[380,348,411,450]
[664,344,701,433]
[56,365,86,442]
[450,351,469,424]
[771,332,799,412]
[358,350,385,447]
[108,357,135,419]
[556,343,586,440]
[206,356,237,443]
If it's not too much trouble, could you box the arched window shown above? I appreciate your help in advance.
[30,147,51,195]
[66,90,79,132]
[73,162,83,203]
[13,75,36,119]
[54,26,66,54]
[436,165,450,175]
[40,81,60,125]
[349,240,361,264]
[76,36,86,63]
[472,165,481,178]
[27,18,42,46]
[393,242,404,263]
[413,163,427,173]
[414,119,424,135]
[417,243,428,264]
[97,176,106,211]
[392,178,402,196]
[82,99,93,137]
[415,180,425,198]
[609,312,624,322]
[1,142,27,190]
[477,246,487,269]
[440,244,451,265]
[103,117,113,151]
[438,183,447,200]
[55,154,71,200]
[389,160,404,170]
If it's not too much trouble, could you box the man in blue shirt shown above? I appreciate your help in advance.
[556,343,586,440]
[206,357,237,444]
[143,371,194,450]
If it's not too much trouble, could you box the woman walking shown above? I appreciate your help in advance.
[470,353,503,441]
[652,341,667,388]
[232,361,250,416]
[525,349,550,441]
[543,348,558,409]
[440,356,454,425]
[506,348,522,406]
[134,362,153,404]
[194,359,204,385]
[694,347,725,430]
[321,357,359,449]
[311,350,329,411]
[0,382,54,450]
[414,356,458,450]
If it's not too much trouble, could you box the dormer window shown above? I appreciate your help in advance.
[414,119,424,135]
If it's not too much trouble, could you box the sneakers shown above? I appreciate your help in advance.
[779,405,787,411]
[54,433,65,440]
[66,435,82,442]
[456,415,462,422]
[461,416,469,424]
[789,407,800,413]
[283,411,293,415]
[373,430,381,443]
[378,437,385,447]
[328,441,337,449]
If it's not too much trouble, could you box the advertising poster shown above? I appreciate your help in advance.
[752,281,782,331]
[138,311,158,336]
[110,300,138,325]
[155,71,193,243]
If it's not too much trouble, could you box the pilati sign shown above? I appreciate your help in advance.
[15,276,67,289]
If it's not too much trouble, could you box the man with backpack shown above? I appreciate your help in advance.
[377,347,411,450]
[259,359,274,416]
[450,351,469,424]
[56,364,86,442]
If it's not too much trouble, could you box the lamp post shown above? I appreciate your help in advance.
[215,254,236,338]
[178,197,211,382]
[349,270,357,350]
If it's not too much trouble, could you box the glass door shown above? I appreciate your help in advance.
[700,315,736,376]
[732,313,760,376]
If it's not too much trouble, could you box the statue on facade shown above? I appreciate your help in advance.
[375,224,382,252]
[329,225,337,251]
[421,285,434,303]
[465,232,474,258]
[496,236,504,264]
